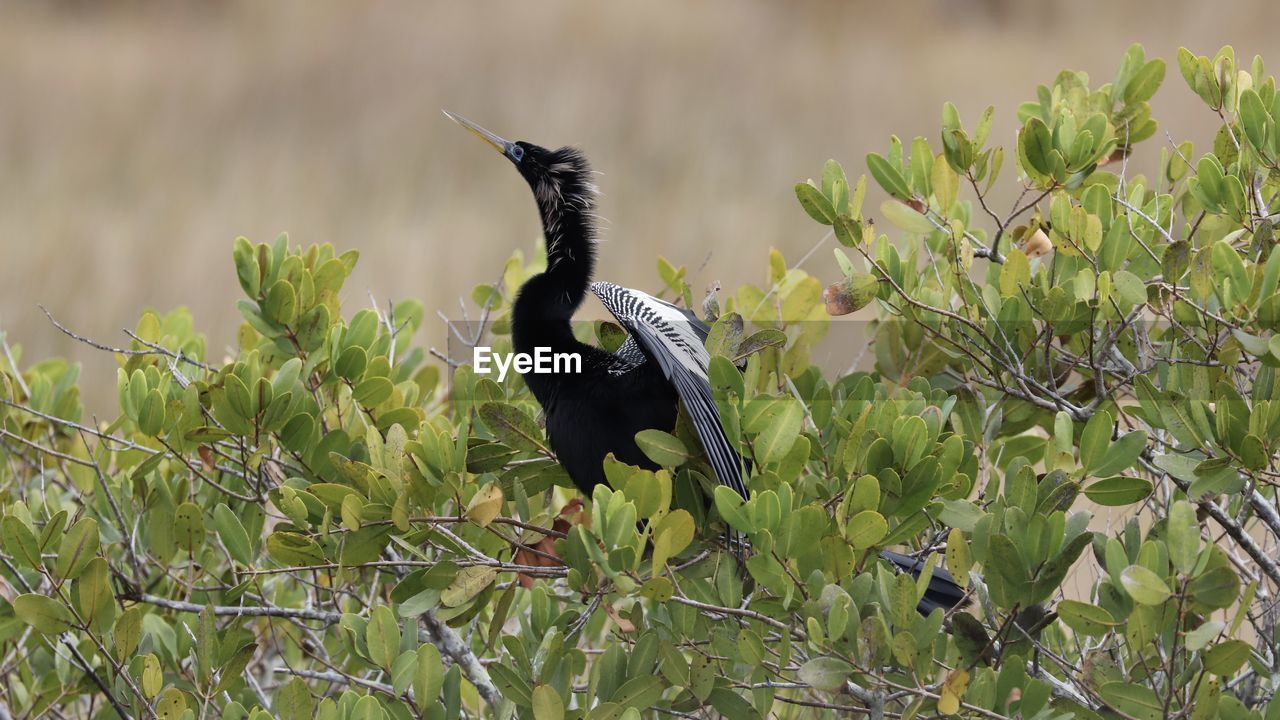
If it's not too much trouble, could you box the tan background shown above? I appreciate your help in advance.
[2,0,1277,411]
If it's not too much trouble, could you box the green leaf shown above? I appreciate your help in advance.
[138,388,166,436]
[1190,566,1240,608]
[1080,410,1113,474]
[610,675,665,710]
[795,183,837,225]
[833,215,863,247]
[1021,117,1054,176]
[233,237,261,297]
[224,373,254,420]
[1112,270,1148,309]
[184,426,234,443]
[74,557,114,631]
[266,531,326,566]
[866,152,912,199]
[415,643,444,707]
[1057,600,1118,636]
[749,397,804,465]
[1204,640,1251,676]
[1166,501,1200,574]
[479,402,547,454]
[265,279,299,325]
[2,516,42,569]
[1124,59,1166,104]
[275,677,315,720]
[845,510,887,550]
[1239,88,1270,153]
[13,594,74,635]
[734,329,787,363]
[366,605,401,671]
[634,429,688,468]
[987,534,1029,605]
[1093,430,1147,476]
[1030,532,1093,604]
[1163,240,1191,283]
[938,499,986,532]
[352,376,394,406]
[213,504,253,565]
[712,486,751,534]
[1099,682,1164,720]
[56,517,100,580]
[1083,477,1153,506]
[215,643,258,694]
[114,607,143,661]
[1120,565,1172,605]
[196,604,216,683]
[174,502,205,554]
[950,614,990,667]
[798,656,854,692]
[1184,620,1224,652]
[822,158,849,204]
[335,346,369,381]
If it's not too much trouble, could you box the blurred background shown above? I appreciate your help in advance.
[2,0,1278,412]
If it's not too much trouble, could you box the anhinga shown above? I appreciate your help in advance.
[446,112,966,614]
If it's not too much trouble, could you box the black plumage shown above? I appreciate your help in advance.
[447,112,965,613]
[445,111,743,498]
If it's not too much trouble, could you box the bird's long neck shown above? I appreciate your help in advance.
[538,193,596,304]
[512,168,597,358]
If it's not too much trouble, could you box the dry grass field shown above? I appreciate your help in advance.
[2,0,1278,413]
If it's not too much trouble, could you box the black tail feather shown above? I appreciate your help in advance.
[880,549,969,615]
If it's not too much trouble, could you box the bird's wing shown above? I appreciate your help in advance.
[608,336,647,376]
[590,281,746,498]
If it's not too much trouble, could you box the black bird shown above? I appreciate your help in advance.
[446,112,966,613]
[445,111,746,500]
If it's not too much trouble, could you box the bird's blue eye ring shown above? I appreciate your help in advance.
[510,145,525,162]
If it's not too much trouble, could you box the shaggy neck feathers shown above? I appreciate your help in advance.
[512,148,598,359]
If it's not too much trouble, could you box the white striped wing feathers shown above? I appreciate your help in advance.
[590,281,747,498]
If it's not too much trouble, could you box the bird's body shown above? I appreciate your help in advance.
[447,111,965,613]
[528,342,678,492]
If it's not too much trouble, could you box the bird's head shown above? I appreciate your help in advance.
[444,111,594,211]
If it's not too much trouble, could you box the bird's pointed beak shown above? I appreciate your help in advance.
[443,110,510,155]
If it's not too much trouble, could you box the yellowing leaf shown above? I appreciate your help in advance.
[938,668,970,715]
[652,509,695,571]
[879,199,937,234]
[999,249,1031,297]
[944,528,970,589]
[931,155,959,211]
[531,684,565,720]
[440,566,496,607]
[141,653,163,697]
[465,482,504,528]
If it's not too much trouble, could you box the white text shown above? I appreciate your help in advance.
[472,346,582,382]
